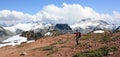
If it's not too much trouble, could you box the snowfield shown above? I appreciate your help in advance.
[0,35,27,47]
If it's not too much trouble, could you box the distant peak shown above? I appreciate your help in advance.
[81,18,91,22]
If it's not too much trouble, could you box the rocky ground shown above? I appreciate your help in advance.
[0,32,120,57]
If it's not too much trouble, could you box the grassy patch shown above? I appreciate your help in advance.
[80,33,92,40]
[78,43,88,47]
[42,38,71,55]
[99,32,120,43]
[51,38,69,46]
[52,40,67,45]
[81,32,117,43]
[71,43,87,49]
[31,38,69,55]
[99,34,111,43]
[42,45,58,55]
[73,46,118,57]
[42,45,55,51]
[81,33,107,41]
[47,48,58,55]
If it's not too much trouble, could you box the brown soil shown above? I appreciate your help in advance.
[0,33,119,57]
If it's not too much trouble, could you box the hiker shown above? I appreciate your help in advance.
[75,30,81,45]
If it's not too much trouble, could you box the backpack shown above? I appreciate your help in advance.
[76,32,81,37]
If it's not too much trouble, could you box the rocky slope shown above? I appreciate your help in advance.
[0,31,119,57]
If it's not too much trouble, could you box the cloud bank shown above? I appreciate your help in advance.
[0,10,36,24]
[0,3,120,25]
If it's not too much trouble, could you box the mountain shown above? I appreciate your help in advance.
[0,26,14,41]
[55,24,72,34]
[70,18,119,34]
[0,19,120,47]
[2,18,119,34]
[3,23,54,34]
[1,18,120,35]
[0,23,14,27]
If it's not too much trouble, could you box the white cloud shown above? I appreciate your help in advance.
[0,10,36,24]
[36,3,120,25]
[0,3,120,25]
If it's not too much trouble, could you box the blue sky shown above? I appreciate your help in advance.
[0,0,120,14]
[0,0,120,25]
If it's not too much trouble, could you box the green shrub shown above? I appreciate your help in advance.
[73,46,117,57]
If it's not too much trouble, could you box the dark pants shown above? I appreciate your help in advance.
[76,37,79,45]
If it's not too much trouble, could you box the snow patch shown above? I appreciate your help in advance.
[27,40,35,43]
[93,30,105,33]
[44,32,53,36]
[0,35,27,47]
